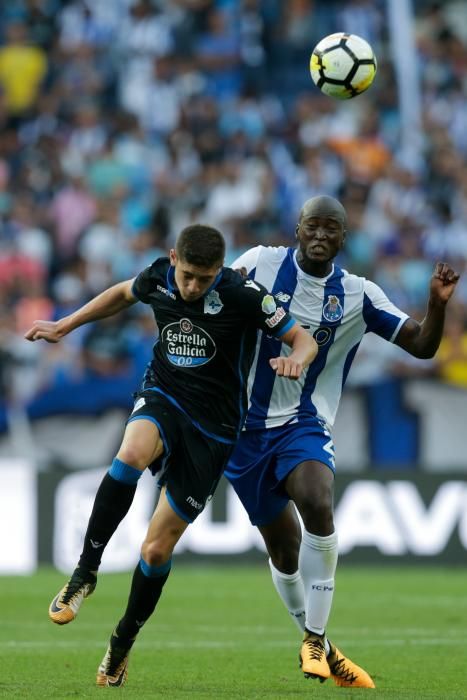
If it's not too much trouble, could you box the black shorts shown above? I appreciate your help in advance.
[127,391,234,523]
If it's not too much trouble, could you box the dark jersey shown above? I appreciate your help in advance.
[131,258,294,443]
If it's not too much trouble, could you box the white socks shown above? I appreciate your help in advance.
[269,528,338,638]
[298,529,338,635]
[269,531,337,655]
[269,559,306,632]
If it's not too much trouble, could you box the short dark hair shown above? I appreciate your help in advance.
[175,224,225,268]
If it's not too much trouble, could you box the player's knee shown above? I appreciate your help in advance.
[141,538,173,567]
[300,499,334,535]
[116,445,149,471]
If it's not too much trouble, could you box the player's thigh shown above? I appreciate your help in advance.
[142,487,189,561]
[163,428,232,523]
[285,459,335,535]
[285,459,334,509]
[276,421,336,509]
[117,418,164,469]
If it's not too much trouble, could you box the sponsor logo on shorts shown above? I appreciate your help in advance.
[261,294,277,315]
[322,295,343,322]
[204,290,223,315]
[265,306,286,329]
[186,495,204,510]
[161,319,217,368]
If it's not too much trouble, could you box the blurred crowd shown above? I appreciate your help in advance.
[1,0,467,430]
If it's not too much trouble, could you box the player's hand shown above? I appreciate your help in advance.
[234,266,248,279]
[269,356,303,380]
[24,320,66,343]
[430,262,460,305]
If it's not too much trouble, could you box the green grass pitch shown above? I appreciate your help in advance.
[1,565,466,699]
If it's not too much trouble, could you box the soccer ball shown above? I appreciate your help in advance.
[310,33,377,100]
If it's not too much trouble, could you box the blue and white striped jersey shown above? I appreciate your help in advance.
[233,245,409,430]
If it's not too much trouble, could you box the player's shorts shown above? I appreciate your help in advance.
[128,391,233,523]
[224,418,336,527]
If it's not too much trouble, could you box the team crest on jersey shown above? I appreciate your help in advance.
[204,290,223,315]
[322,295,343,322]
[261,294,277,315]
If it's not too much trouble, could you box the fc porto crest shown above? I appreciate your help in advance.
[204,290,223,315]
[322,295,343,322]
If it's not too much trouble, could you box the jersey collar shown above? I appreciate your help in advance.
[166,265,176,293]
[205,269,224,293]
[293,250,335,282]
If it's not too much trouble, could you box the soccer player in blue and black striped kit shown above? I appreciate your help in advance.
[225,195,460,687]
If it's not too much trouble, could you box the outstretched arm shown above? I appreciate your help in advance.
[25,279,137,343]
[395,262,460,359]
[269,323,318,380]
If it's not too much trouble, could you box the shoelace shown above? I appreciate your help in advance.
[303,637,325,661]
[61,575,89,604]
[329,654,358,683]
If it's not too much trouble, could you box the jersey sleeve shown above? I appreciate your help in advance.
[231,246,263,277]
[363,280,409,342]
[239,278,295,337]
[131,263,157,303]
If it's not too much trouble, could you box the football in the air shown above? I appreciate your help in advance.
[310,32,377,99]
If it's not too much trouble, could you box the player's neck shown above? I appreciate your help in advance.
[296,251,333,278]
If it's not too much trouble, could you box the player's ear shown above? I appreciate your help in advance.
[295,224,300,239]
[169,248,177,266]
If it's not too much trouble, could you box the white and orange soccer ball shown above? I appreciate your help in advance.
[310,32,377,100]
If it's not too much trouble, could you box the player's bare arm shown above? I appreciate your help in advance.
[270,324,318,380]
[395,262,460,359]
[24,279,137,343]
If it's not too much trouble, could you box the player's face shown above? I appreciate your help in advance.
[297,215,345,263]
[170,250,222,302]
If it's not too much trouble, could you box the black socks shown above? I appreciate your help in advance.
[116,563,171,642]
[78,473,137,572]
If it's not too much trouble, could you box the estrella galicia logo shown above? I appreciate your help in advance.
[162,318,217,367]
[204,290,223,315]
[322,295,343,322]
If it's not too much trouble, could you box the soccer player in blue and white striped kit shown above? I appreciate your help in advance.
[225,195,460,687]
